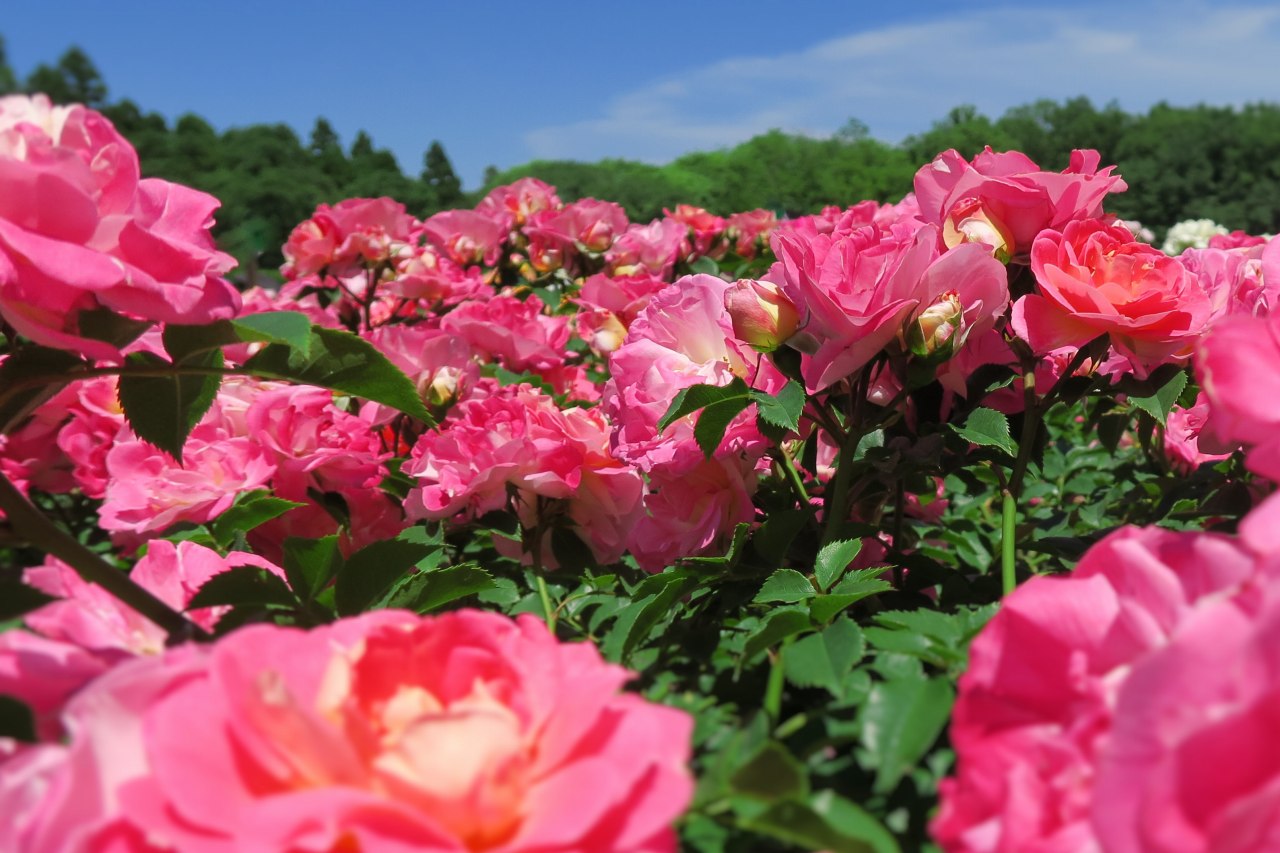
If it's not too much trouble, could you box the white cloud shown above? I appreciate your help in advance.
[523,1,1280,165]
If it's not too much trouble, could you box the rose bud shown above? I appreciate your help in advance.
[906,290,963,360]
[725,278,800,352]
[943,197,1014,263]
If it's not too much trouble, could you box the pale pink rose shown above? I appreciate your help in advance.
[769,222,1008,392]
[0,610,693,851]
[1013,220,1211,375]
[281,197,418,279]
[441,293,571,374]
[388,241,491,305]
[0,542,284,739]
[933,526,1258,853]
[243,385,402,557]
[478,177,562,226]
[54,376,124,498]
[606,219,687,278]
[725,209,778,258]
[423,209,508,267]
[1180,242,1277,326]
[0,94,238,359]
[99,425,276,536]
[627,456,758,572]
[604,274,784,474]
[574,272,669,355]
[1163,393,1232,473]
[364,324,478,418]
[914,147,1127,260]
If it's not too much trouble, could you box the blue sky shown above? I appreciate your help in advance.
[6,1,1280,188]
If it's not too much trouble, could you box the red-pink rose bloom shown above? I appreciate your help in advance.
[0,610,693,852]
[441,293,572,376]
[606,219,687,279]
[574,271,669,355]
[932,526,1258,853]
[403,383,642,565]
[423,209,508,267]
[769,222,1008,392]
[664,204,727,259]
[725,209,778,259]
[913,147,1127,260]
[281,197,419,280]
[1013,220,1212,375]
[478,177,562,227]
[0,541,284,739]
[1163,393,1231,474]
[0,94,239,359]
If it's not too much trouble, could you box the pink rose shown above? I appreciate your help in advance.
[914,147,1127,260]
[769,222,1008,392]
[423,209,508,267]
[440,293,572,375]
[933,526,1258,852]
[282,197,418,279]
[1163,393,1231,474]
[478,177,562,226]
[1,610,693,851]
[0,95,238,358]
[0,541,284,739]
[725,209,778,258]
[1013,220,1211,374]
[606,219,687,278]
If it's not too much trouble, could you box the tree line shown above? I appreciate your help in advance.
[6,40,1280,275]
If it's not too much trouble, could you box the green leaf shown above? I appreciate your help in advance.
[751,380,805,434]
[656,377,750,433]
[242,326,431,423]
[163,312,314,363]
[782,617,864,697]
[809,790,901,853]
[335,537,443,616]
[1129,368,1189,426]
[688,255,720,275]
[622,571,702,659]
[76,306,151,348]
[117,349,224,460]
[0,345,84,433]
[743,798,884,853]
[186,566,298,610]
[210,492,304,549]
[729,741,809,802]
[814,539,863,592]
[951,406,1016,456]
[754,568,816,604]
[282,536,343,603]
[382,565,495,613]
[694,397,754,458]
[808,578,893,623]
[742,609,813,662]
[0,580,57,622]
[859,674,955,793]
[752,508,810,564]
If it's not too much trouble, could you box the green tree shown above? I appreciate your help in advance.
[25,46,108,106]
[0,36,17,95]
[421,141,464,211]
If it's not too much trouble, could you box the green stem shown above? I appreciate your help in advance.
[0,472,206,642]
[772,447,813,515]
[764,638,789,721]
[1001,489,1017,596]
[536,574,557,634]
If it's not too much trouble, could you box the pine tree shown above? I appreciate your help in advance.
[421,141,463,210]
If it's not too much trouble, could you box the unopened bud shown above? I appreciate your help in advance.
[422,367,462,407]
[724,279,800,353]
[906,291,963,360]
[943,198,1013,263]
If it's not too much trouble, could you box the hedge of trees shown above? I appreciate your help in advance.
[8,40,1280,274]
